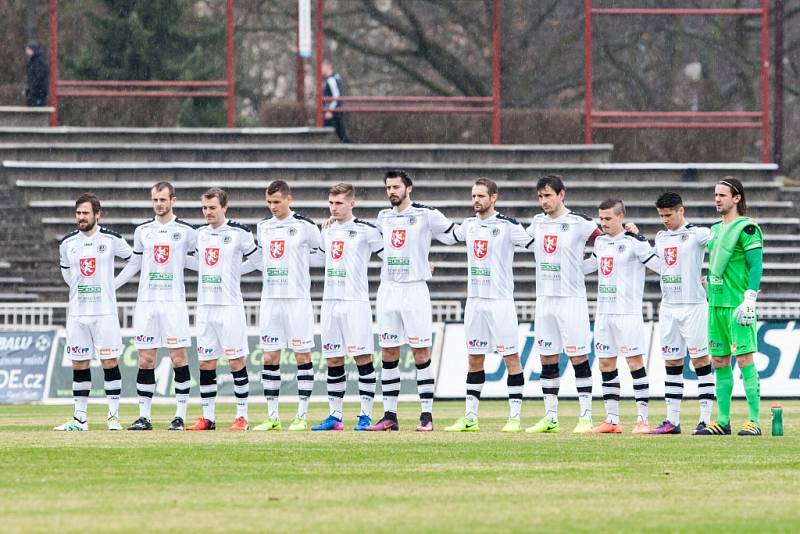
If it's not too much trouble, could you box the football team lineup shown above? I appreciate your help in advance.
[54,171,766,437]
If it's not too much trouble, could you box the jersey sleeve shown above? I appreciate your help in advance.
[307,223,325,267]
[369,226,384,255]
[581,218,599,241]
[510,221,535,249]
[453,219,467,242]
[695,226,712,246]
[241,229,258,259]
[428,209,458,245]
[634,238,658,264]
[114,235,133,260]
[114,253,142,289]
[58,241,71,286]
[740,224,763,252]
[583,253,598,275]
[240,246,262,274]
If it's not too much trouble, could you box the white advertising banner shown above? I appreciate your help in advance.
[298,0,312,58]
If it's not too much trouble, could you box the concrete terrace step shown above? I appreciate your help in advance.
[0,106,54,128]
[0,143,613,164]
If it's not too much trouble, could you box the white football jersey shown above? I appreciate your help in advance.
[527,211,598,298]
[321,218,384,301]
[252,211,323,299]
[59,227,132,316]
[195,220,257,306]
[130,217,196,303]
[376,202,457,283]
[455,212,535,299]
[654,223,711,305]
[592,232,655,315]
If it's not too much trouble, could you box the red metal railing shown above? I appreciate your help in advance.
[48,0,236,127]
[584,0,770,162]
[315,0,502,143]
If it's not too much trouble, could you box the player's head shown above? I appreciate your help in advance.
[655,192,686,231]
[536,174,566,215]
[384,169,413,208]
[201,187,228,228]
[266,180,292,219]
[74,193,101,232]
[321,59,333,77]
[328,182,355,222]
[715,177,747,216]
[598,198,625,236]
[151,181,176,218]
[472,178,498,217]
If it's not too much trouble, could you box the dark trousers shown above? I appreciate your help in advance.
[324,112,351,143]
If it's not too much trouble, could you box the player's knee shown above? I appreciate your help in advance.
[503,354,522,374]
[381,346,401,361]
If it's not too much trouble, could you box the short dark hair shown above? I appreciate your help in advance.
[384,169,413,187]
[655,192,683,209]
[152,181,176,198]
[267,180,291,197]
[329,182,355,199]
[536,174,565,194]
[599,198,625,215]
[75,193,101,214]
[474,177,498,196]
[717,176,747,215]
[202,187,228,207]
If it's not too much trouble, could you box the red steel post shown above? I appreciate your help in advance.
[760,0,770,163]
[774,0,784,168]
[226,0,235,128]
[315,0,324,128]
[491,0,501,144]
[583,0,593,144]
[48,0,58,126]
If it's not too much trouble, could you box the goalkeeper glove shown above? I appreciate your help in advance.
[733,289,758,326]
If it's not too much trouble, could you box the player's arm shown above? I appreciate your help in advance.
[734,225,763,326]
[240,245,262,274]
[114,228,142,289]
[509,220,535,250]
[368,226,385,260]
[453,220,466,243]
[583,252,598,275]
[631,234,661,273]
[240,227,259,267]
[308,224,326,268]
[429,208,459,245]
[58,241,72,286]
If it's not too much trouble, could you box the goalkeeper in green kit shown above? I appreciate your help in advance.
[697,177,763,436]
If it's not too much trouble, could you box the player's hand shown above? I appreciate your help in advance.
[624,222,639,234]
[733,289,758,326]
[324,111,333,120]
[321,216,334,229]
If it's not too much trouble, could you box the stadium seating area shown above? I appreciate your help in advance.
[1,125,796,312]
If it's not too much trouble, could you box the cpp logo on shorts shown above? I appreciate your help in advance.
[196,346,214,355]
[261,335,279,344]
[136,335,155,344]
[381,333,400,342]
[662,345,680,355]
[537,339,553,349]
[468,339,489,349]
[709,340,723,349]
[66,345,90,355]
[323,343,341,352]
[595,342,610,352]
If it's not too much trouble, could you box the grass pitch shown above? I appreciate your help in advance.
[1,400,799,533]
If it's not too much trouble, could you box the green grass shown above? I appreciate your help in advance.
[1,400,799,533]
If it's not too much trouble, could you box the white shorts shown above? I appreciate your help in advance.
[196,305,249,361]
[659,302,709,360]
[376,281,432,348]
[259,298,315,353]
[65,314,123,361]
[464,298,519,356]
[321,300,374,358]
[133,301,191,349]
[534,296,591,357]
[593,313,647,359]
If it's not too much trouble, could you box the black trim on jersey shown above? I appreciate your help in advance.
[374,248,384,255]
[625,231,648,242]
[686,223,697,229]
[444,222,455,233]
[497,213,522,226]
[243,247,258,258]
[121,255,132,261]
[354,218,377,229]
[524,237,535,249]
[132,250,143,255]
[99,227,123,239]
[411,202,436,211]
[710,221,722,228]
[59,264,69,269]
[227,220,253,233]
[175,218,195,230]
[293,212,316,225]
[59,229,79,244]
[569,211,593,221]
[133,218,154,229]
[642,253,657,265]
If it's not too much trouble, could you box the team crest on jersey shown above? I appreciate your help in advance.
[270,240,285,259]
[491,227,500,237]
[600,256,614,276]
[172,232,181,242]
[543,235,558,255]
[473,239,488,259]
[663,247,678,267]
[153,245,170,264]
[97,244,107,253]
[204,247,220,266]
[223,236,232,244]
[331,240,344,260]
[289,227,297,236]
[390,229,406,249]
[79,258,96,277]
[407,216,416,225]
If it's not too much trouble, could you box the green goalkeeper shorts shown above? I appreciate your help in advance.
[708,306,757,357]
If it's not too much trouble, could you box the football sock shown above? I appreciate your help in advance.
[381,359,400,415]
[695,363,715,424]
[72,368,91,423]
[507,372,524,420]
[232,367,249,420]
[601,369,620,425]
[103,365,122,419]
[632,366,649,423]
[740,363,761,425]
[715,365,733,427]
[540,363,560,422]
[199,369,217,422]
[173,365,191,420]
[296,362,314,419]
[327,364,346,420]
[136,367,155,420]
[465,370,485,420]
[665,364,684,425]
[357,361,376,417]
[573,360,592,419]
[416,359,435,414]
[261,364,281,419]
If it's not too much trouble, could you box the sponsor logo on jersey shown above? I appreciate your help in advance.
[390,228,406,249]
[331,240,344,260]
[291,339,302,347]
[468,339,489,349]
[136,335,156,344]
[79,257,96,277]
[543,235,558,255]
[98,348,111,356]
[564,345,577,354]
[224,348,236,356]
[346,345,357,353]
[408,336,421,344]
[204,247,220,266]
[600,256,614,276]
[496,343,506,352]
[619,345,630,354]
[663,246,678,267]
[270,240,285,259]
[473,239,488,259]
[166,337,178,345]
[153,244,170,265]
[661,345,680,355]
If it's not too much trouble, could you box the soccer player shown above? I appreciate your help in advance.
[187,188,258,431]
[648,192,715,435]
[525,175,600,434]
[114,181,197,431]
[444,178,534,433]
[696,177,763,436]
[312,183,384,431]
[54,193,132,431]
[584,199,660,434]
[368,169,458,432]
[242,180,323,431]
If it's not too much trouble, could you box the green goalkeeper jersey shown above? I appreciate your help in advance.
[706,218,763,308]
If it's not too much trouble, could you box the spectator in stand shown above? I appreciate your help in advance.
[322,59,351,143]
[24,40,49,107]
